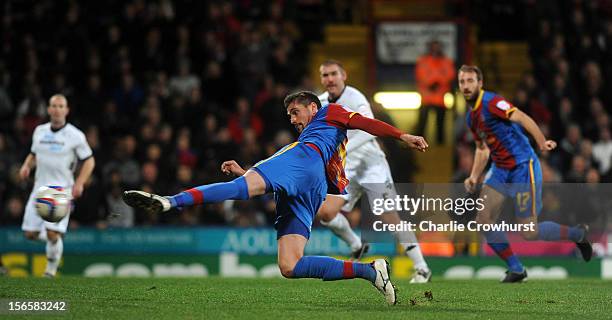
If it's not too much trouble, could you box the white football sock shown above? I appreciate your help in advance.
[405,244,428,270]
[320,213,362,252]
[45,237,63,276]
[394,230,429,270]
[37,231,48,242]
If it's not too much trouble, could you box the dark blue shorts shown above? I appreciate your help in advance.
[484,157,543,218]
[251,142,326,236]
[275,212,311,239]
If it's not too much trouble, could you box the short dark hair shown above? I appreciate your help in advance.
[283,91,322,109]
[459,65,483,81]
[320,59,345,71]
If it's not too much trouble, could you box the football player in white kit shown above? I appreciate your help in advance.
[18,94,95,277]
[316,60,432,283]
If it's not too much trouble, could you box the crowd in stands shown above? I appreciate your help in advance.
[1,1,610,229]
[0,0,336,228]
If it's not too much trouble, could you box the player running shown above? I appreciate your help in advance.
[460,65,592,282]
[124,91,428,305]
[18,94,95,277]
[316,60,431,282]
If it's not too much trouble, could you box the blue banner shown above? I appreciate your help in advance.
[0,227,396,255]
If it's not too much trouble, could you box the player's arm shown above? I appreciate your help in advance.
[18,153,36,181]
[345,113,428,151]
[508,109,557,151]
[73,157,95,198]
[345,102,376,153]
[464,140,490,193]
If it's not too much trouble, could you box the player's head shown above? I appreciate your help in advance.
[428,40,443,56]
[319,59,347,99]
[284,91,322,133]
[458,65,483,101]
[47,94,69,125]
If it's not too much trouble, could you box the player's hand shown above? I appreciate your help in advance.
[464,176,478,193]
[400,134,428,152]
[19,165,30,181]
[221,160,246,176]
[72,182,84,199]
[539,140,557,151]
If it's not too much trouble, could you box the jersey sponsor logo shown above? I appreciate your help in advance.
[39,140,65,146]
[495,100,511,111]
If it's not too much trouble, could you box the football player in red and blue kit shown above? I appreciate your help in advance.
[123,91,428,304]
[460,65,592,283]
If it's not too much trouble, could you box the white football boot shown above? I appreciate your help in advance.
[409,268,432,283]
[123,190,171,213]
[372,259,397,305]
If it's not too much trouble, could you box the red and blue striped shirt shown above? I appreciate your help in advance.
[466,90,535,169]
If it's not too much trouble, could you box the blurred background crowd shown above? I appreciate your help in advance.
[0,0,610,229]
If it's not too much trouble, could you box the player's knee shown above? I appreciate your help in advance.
[318,209,336,223]
[47,231,60,243]
[24,232,38,240]
[278,254,301,278]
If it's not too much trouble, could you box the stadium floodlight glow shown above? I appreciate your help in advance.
[444,92,454,109]
[374,92,421,110]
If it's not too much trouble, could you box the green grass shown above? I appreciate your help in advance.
[1,277,611,319]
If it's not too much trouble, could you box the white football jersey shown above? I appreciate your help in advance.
[30,122,92,188]
[319,86,384,158]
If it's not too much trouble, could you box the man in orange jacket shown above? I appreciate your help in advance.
[415,40,455,144]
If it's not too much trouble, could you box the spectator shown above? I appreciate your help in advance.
[169,60,201,99]
[228,97,263,144]
[415,40,455,144]
[565,155,588,182]
[559,123,582,171]
[0,1,315,227]
[112,73,144,118]
[1,195,25,226]
[593,128,612,174]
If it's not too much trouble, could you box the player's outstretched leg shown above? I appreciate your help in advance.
[124,175,261,213]
[278,233,397,305]
[291,256,397,305]
[531,222,592,261]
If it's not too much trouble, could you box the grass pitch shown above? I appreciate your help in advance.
[1,277,611,319]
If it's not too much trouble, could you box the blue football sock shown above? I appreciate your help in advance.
[568,226,584,242]
[169,176,249,208]
[537,221,584,242]
[291,256,376,282]
[484,230,523,273]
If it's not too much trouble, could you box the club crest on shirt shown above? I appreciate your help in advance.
[496,100,511,111]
